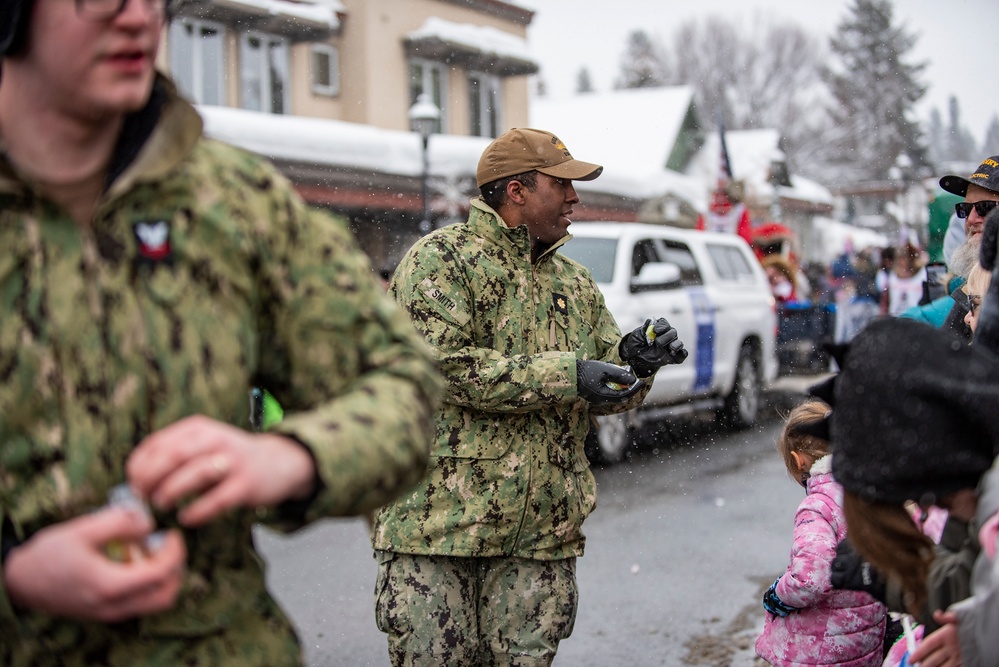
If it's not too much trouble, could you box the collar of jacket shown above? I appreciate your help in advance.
[0,72,203,201]
[467,196,570,266]
[805,454,834,495]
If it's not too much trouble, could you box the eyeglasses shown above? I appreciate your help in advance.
[75,0,169,20]
[968,294,982,316]
[954,200,999,219]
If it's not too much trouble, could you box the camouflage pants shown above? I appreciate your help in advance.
[373,551,578,667]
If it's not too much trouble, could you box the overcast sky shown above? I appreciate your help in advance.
[523,0,999,146]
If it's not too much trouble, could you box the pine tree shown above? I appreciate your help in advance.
[576,66,594,94]
[946,96,978,163]
[926,107,946,167]
[615,30,665,89]
[983,114,999,156]
[825,0,928,183]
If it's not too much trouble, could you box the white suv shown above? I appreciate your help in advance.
[560,222,779,462]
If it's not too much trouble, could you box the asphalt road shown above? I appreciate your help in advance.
[256,390,809,667]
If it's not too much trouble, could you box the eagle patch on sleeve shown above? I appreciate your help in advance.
[419,278,470,326]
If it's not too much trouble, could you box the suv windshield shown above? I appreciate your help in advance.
[560,237,617,283]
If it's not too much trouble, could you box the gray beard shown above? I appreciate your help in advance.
[949,235,982,279]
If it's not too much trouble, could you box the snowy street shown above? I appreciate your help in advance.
[258,394,806,666]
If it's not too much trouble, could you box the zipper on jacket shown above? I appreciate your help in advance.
[508,263,540,554]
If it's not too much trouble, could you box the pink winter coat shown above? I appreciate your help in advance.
[756,456,886,667]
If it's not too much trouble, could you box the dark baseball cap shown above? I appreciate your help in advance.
[476,128,603,188]
[940,156,999,197]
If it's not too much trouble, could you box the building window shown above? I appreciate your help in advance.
[468,72,500,138]
[169,18,225,106]
[409,59,447,133]
[310,44,340,97]
[239,32,290,114]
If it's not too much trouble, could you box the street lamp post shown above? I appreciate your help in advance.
[408,93,440,233]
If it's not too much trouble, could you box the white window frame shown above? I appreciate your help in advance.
[409,58,448,133]
[239,31,290,114]
[310,43,340,97]
[468,71,501,138]
[168,17,226,106]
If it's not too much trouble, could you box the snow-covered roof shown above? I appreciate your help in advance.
[174,0,342,41]
[198,105,489,179]
[689,129,832,207]
[530,87,704,206]
[406,17,538,76]
[198,104,827,215]
[688,128,782,191]
[786,174,834,206]
[217,0,343,24]
[199,105,699,206]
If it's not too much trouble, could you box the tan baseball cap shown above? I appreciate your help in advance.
[476,128,603,187]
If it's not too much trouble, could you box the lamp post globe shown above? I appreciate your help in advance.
[408,94,440,233]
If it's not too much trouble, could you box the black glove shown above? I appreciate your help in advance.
[830,538,887,603]
[762,577,797,617]
[576,360,642,405]
[619,318,688,377]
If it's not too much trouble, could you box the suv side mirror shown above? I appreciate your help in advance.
[631,262,682,292]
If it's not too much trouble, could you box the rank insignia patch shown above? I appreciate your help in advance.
[133,220,172,262]
[553,293,568,315]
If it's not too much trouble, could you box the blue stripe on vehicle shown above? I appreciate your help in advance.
[690,288,715,391]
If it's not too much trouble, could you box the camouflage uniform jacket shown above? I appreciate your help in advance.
[373,198,649,560]
[0,77,441,665]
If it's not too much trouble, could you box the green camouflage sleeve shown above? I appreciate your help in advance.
[237,166,442,523]
[392,236,589,414]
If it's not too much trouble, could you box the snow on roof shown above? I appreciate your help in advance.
[689,128,782,192]
[689,128,831,207]
[407,17,536,68]
[198,105,490,179]
[787,174,834,206]
[531,87,693,176]
[198,103,825,212]
[530,87,704,204]
[197,105,689,202]
[214,0,343,28]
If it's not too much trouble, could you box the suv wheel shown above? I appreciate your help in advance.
[719,343,760,430]
[584,414,631,464]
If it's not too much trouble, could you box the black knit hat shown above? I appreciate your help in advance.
[0,0,32,56]
[831,318,999,505]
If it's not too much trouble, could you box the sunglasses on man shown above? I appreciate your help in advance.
[954,200,999,219]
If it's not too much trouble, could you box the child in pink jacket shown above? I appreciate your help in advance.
[756,400,887,667]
